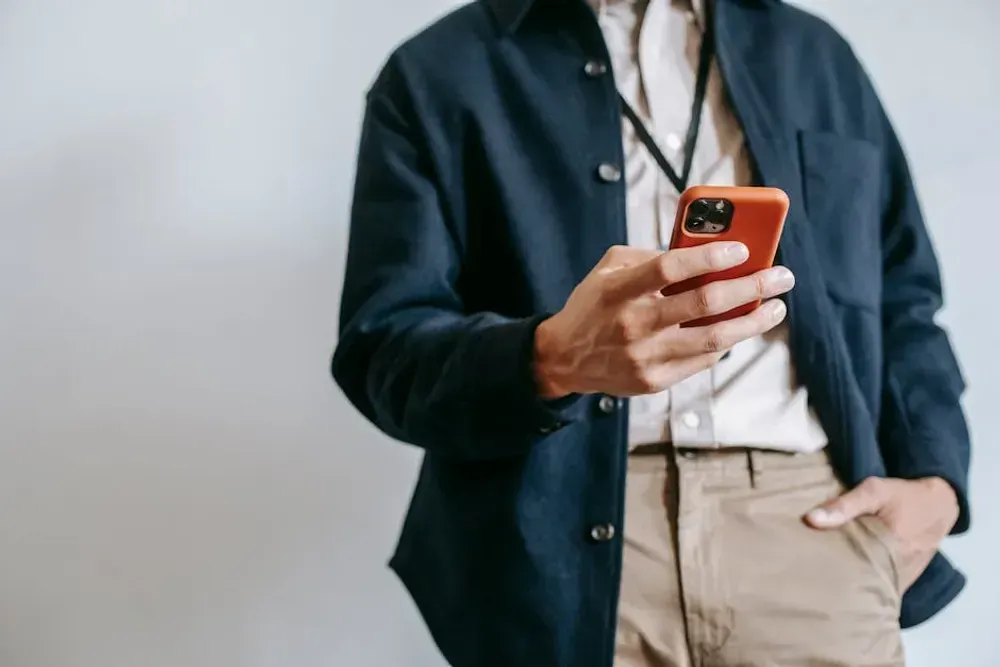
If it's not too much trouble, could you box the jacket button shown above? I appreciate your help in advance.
[597,395,617,414]
[590,523,616,542]
[597,163,621,183]
[584,59,608,77]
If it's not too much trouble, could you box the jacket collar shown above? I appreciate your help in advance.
[484,0,779,34]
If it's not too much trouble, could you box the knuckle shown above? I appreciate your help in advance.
[860,476,883,491]
[613,312,641,341]
[622,345,646,371]
[698,244,718,265]
[701,326,727,353]
[598,245,628,269]
[604,244,627,260]
[753,273,768,299]
[594,280,616,305]
[656,303,683,329]
[693,284,719,315]
[860,476,886,498]
[654,254,675,283]
[635,371,661,394]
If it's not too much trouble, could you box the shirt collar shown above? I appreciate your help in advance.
[485,0,772,34]
[583,0,706,30]
[484,0,541,33]
[689,0,706,29]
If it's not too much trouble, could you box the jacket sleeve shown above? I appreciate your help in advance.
[873,94,972,534]
[331,60,586,460]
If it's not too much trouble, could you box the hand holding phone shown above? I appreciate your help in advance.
[665,185,791,327]
[533,229,794,399]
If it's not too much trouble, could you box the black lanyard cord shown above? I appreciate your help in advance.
[618,7,715,194]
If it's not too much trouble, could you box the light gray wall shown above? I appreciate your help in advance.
[0,0,995,665]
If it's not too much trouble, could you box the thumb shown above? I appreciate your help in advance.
[805,478,887,529]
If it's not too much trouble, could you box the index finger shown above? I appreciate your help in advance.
[595,245,664,272]
[807,478,889,527]
[604,242,749,302]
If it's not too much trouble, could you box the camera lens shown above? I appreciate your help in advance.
[706,208,725,224]
[687,217,706,230]
[688,199,711,218]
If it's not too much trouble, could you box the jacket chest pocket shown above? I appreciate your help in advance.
[797,130,883,311]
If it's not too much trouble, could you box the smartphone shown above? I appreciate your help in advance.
[664,185,789,328]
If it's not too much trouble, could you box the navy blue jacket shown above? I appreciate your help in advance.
[333,0,972,665]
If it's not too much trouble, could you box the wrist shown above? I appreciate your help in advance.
[920,476,960,529]
[921,476,958,506]
[533,318,571,400]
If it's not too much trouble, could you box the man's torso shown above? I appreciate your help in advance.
[346,2,967,665]
[593,0,828,451]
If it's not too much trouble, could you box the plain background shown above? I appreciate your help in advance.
[0,0,996,665]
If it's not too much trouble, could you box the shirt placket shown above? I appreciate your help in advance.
[668,370,716,446]
[637,0,717,447]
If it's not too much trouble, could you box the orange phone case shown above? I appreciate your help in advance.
[664,185,789,327]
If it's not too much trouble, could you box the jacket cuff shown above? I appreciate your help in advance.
[511,314,588,436]
[887,430,970,535]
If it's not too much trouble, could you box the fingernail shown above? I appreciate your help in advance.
[764,266,795,292]
[808,508,843,526]
[719,242,749,264]
[763,299,787,322]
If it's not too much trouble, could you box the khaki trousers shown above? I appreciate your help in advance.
[614,447,905,667]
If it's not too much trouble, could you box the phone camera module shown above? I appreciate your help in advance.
[684,198,734,234]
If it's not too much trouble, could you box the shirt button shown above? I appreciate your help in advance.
[681,411,701,429]
[589,523,616,542]
[665,133,682,151]
[597,163,622,183]
[584,59,608,77]
[597,395,618,414]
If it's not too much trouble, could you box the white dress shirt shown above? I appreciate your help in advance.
[590,0,828,452]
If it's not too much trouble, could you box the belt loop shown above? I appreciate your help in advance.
[746,449,757,489]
